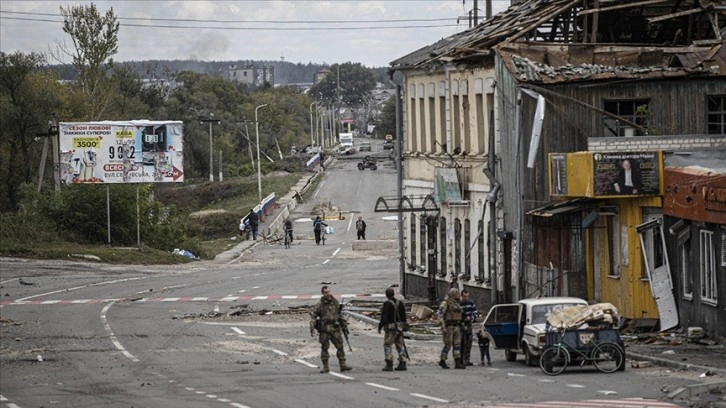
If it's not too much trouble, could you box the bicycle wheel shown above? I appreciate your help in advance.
[539,345,568,376]
[592,342,624,374]
[284,233,290,249]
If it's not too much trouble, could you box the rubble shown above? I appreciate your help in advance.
[546,303,619,330]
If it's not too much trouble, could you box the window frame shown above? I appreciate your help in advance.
[707,94,726,135]
[602,99,650,137]
[699,229,717,306]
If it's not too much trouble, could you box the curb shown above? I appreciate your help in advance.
[627,351,726,377]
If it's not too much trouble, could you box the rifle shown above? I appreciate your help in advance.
[339,304,353,352]
[398,325,410,360]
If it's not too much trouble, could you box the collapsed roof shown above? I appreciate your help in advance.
[390,0,726,79]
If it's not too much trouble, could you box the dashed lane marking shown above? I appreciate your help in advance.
[410,393,449,403]
[0,293,385,306]
[483,398,682,407]
[365,383,399,391]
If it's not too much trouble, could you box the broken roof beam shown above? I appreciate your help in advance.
[648,7,704,23]
[507,0,583,43]
[578,0,671,16]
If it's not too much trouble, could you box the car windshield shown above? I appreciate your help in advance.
[531,303,584,325]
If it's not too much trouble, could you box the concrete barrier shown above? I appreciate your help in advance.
[352,240,398,251]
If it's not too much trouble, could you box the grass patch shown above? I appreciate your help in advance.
[0,241,194,265]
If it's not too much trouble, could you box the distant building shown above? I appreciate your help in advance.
[226,64,274,87]
[314,68,331,84]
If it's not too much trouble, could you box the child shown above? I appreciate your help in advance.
[476,325,491,366]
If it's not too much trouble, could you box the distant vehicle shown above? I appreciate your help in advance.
[382,140,393,150]
[358,141,372,152]
[357,156,377,170]
[339,133,354,155]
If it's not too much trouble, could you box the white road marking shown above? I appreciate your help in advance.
[322,259,330,264]
[231,327,245,335]
[217,398,231,403]
[365,382,399,391]
[347,214,354,232]
[411,393,448,403]
[162,298,180,302]
[220,296,238,302]
[314,180,325,197]
[295,359,318,368]
[100,302,139,362]
[206,394,218,398]
[0,394,7,400]
[17,277,144,301]
[329,372,354,380]
[214,305,220,313]
[251,296,268,300]
[272,349,288,356]
[252,286,260,289]
[332,248,341,257]
[566,384,585,388]
[598,390,618,395]
[230,403,252,408]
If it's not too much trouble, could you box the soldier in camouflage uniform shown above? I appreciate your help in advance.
[378,287,408,372]
[438,287,465,369]
[310,286,353,373]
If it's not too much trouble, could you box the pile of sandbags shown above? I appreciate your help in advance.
[547,303,619,330]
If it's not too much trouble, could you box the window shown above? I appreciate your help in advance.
[606,214,621,277]
[410,216,417,268]
[700,229,717,305]
[478,220,485,282]
[707,95,726,135]
[439,217,447,276]
[420,215,427,272]
[603,99,649,136]
[464,219,471,279]
[640,212,665,280]
[454,218,461,277]
[678,230,693,300]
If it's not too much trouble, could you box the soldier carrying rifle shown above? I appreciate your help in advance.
[378,287,409,372]
[310,285,353,373]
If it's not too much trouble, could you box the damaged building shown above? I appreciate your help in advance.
[388,0,725,337]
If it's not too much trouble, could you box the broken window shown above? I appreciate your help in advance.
[420,215,427,271]
[699,229,717,305]
[454,218,462,277]
[602,99,649,137]
[439,217,447,276]
[707,95,726,135]
[605,213,621,277]
[410,215,417,268]
[679,230,693,300]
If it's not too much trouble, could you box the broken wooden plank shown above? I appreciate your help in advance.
[577,0,670,16]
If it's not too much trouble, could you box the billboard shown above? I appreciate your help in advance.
[593,152,661,196]
[59,121,184,184]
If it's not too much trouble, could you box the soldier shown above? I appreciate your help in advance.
[460,289,479,366]
[378,287,408,371]
[310,286,353,373]
[438,287,465,369]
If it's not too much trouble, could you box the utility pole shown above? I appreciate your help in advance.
[200,115,220,182]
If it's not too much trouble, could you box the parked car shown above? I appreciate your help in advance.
[358,141,372,152]
[483,297,589,366]
[383,140,393,150]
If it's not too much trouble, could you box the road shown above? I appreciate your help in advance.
[0,140,700,408]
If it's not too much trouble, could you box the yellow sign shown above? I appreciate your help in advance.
[115,130,134,138]
[72,137,101,149]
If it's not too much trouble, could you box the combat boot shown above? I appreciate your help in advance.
[395,361,407,371]
[382,360,394,371]
[454,358,466,369]
[339,357,353,372]
[320,359,329,373]
[438,359,450,369]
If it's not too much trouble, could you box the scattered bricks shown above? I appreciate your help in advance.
[631,361,652,368]
[412,304,434,320]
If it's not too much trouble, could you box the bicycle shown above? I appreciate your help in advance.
[539,329,624,376]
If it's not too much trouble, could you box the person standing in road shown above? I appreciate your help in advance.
[356,216,367,240]
[476,323,492,366]
[247,209,259,240]
[438,287,465,369]
[283,217,294,243]
[378,287,408,372]
[313,216,328,245]
[460,289,478,366]
[310,286,352,373]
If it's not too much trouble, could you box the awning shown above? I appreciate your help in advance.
[526,197,596,217]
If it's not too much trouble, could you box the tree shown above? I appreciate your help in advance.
[308,62,376,107]
[376,95,397,139]
[58,3,120,120]
[0,51,65,211]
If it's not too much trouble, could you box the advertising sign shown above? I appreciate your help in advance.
[59,121,184,184]
[550,153,568,196]
[593,152,661,196]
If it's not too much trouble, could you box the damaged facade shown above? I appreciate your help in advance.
[389,0,726,337]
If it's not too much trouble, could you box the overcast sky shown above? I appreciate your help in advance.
[0,1,511,68]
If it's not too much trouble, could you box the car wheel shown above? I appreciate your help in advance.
[505,348,517,362]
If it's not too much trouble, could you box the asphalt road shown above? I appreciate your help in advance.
[0,140,708,408]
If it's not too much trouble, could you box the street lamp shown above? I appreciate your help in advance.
[200,115,220,182]
[255,104,268,203]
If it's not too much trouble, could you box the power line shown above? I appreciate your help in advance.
[0,15,459,30]
[0,10,459,24]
